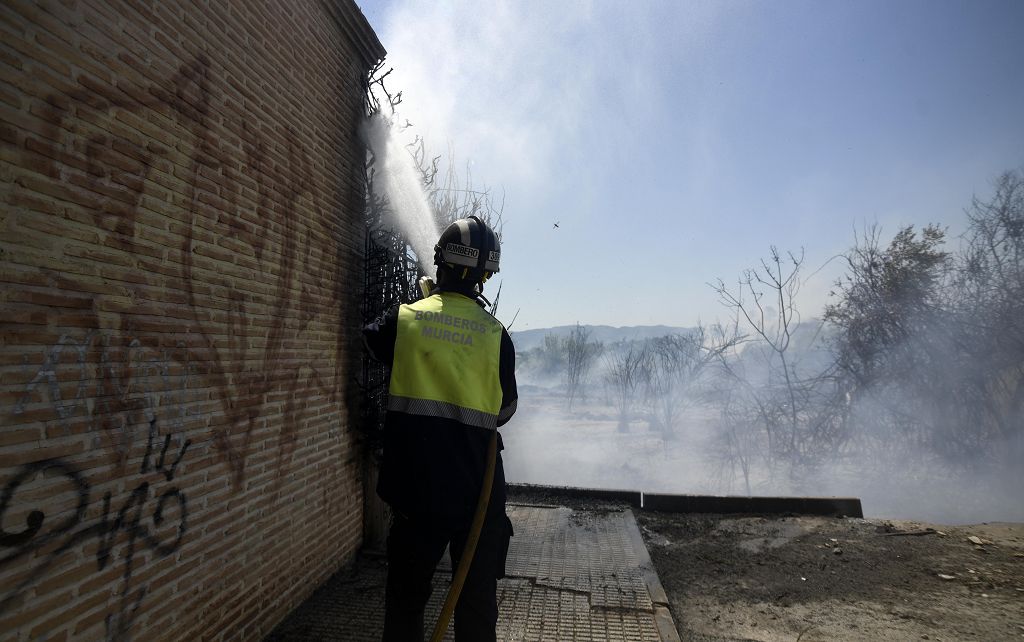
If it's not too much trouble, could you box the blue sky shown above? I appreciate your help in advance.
[355,0,1024,330]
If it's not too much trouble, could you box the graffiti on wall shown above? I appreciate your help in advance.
[12,331,193,463]
[0,430,190,639]
[7,52,353,479]
[2,46,359,637]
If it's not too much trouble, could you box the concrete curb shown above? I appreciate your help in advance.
[508,482,642,506]
[642,493,863,517]
[508,483,864,518]
[621,509,682,642]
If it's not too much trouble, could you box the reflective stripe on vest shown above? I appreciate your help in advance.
[389,292,504,429]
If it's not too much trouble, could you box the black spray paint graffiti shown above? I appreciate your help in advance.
[5,329,192,639]
[0,425,189,640]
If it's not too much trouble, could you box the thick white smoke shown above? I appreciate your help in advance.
[360,113,440,274]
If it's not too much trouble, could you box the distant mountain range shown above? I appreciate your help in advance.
[509,324,695,352]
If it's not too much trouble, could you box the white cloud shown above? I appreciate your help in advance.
[373,2,725,210]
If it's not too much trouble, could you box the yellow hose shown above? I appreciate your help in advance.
[429,430,498,642]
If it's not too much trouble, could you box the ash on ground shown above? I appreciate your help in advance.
[636,511,1024,641]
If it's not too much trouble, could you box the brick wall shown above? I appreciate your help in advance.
[0,1,383,639]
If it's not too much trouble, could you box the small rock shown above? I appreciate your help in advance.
[833,547,843,555]
[937,574,956,580]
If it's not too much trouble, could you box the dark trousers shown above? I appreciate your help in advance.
[382,511,512,642]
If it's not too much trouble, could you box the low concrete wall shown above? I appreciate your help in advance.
[509,484,863,518]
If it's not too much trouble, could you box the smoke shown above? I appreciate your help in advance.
[502,386,1024,525]
[503,325,1024,525]
[360,112,440,273]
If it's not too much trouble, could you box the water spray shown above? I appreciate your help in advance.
[360,112,440,274]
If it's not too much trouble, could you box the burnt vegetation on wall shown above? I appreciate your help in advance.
[360,61,505,446]
[360,63,422,447]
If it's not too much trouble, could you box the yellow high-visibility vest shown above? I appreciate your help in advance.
[389,292,504,429]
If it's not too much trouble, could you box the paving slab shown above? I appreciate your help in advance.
[267,504,678,641]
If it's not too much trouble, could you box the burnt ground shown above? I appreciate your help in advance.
[635,512,1024,641]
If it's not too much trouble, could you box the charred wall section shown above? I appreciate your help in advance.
[0,1,383,639]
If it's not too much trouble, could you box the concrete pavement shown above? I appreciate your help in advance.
[266,503,679,641]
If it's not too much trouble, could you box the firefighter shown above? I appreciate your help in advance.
[363,215,517,641]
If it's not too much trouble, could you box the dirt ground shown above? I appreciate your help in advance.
[635,512,1024,641]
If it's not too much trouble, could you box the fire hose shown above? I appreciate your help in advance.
[429,429,498,642]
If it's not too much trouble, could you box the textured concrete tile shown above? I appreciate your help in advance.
[267,505,676,641]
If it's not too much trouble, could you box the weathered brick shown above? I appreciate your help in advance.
[13,170,104,210]
[69,589,121,634]
[7,288,96,309]
[17,212,101,244]
[1,1,380,640]
[24,136,92,174]
[0,426,42,446]
[0,591,73,631]
[33,560,97,597]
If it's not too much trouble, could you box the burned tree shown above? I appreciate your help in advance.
[712,248,812,463]
[604,342,651,432]
[824,224,950,459]
[644,326,739,440]
[824,170,1024,472]
[563,324,603,410]
[955,169,1024,461]
[714,383,762,496]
